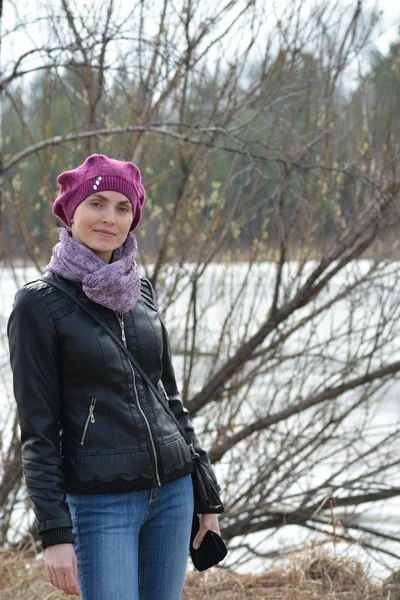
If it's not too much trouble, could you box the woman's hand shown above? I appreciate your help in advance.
[44,543,80,596]
[192,513,221,549]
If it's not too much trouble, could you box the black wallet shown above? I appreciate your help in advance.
[189,513,228,571]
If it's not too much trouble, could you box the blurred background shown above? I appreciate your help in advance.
[1,0,400,580]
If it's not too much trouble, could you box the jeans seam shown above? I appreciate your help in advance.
[139,530,146,600]
[72,495,86,599]
[143,491,151,522]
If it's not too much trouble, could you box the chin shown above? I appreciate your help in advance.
[92,241,120,252]
[82,235,120,252]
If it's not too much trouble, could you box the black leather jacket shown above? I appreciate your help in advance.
[7,271,220,548]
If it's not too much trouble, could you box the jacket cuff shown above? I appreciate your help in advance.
[41,527,75,549]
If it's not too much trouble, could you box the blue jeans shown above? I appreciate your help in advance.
[66,474,194,600]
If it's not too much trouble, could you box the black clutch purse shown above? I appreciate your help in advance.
[190,513,228,571]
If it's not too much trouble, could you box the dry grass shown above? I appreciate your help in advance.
[0,545,397,600]
[184,551,390,600]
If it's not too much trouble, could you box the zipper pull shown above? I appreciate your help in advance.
[117,313,126,343]
[89,397,96,423]
[189,442,199,457]
[80,398,96,445]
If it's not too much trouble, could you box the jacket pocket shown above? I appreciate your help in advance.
[80,397,97,446]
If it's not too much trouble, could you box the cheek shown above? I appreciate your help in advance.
[119,215,133,233]
[72,217,97,242]
[75,209,97,228]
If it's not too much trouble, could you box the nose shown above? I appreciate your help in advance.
[101,208,116,225]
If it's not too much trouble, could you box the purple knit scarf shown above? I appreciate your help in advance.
[46,227,141,313]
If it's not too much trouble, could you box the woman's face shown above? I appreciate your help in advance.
[71,190,133,263]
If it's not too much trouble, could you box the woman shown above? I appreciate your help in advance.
[7,154,221,599]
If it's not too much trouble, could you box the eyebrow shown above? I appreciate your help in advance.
[90,193,130,205]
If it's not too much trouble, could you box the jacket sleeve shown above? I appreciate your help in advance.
[7,285,74,548]
[147,280,222,492]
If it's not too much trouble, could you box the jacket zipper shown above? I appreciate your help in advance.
[116,313,161,487]
[80,397,96,446]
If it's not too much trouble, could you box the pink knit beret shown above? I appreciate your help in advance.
[52,154,146,232]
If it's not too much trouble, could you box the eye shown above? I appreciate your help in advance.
[90,201,102,208]
[118,206,130,213]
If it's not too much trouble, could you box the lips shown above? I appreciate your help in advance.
[94,229,116,237]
